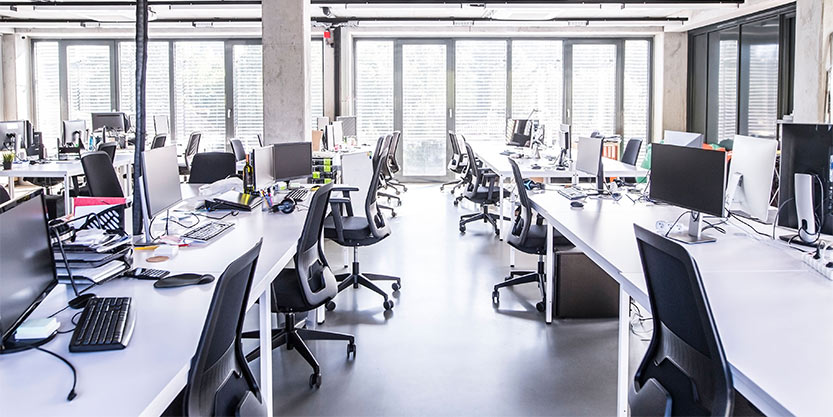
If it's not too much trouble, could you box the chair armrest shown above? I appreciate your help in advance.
[328,201,347,241]
[331,185,359,192]
[329,197,354,217]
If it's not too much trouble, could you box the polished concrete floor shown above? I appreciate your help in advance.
[250,184,627,416]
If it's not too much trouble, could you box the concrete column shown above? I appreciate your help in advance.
[1,34,32,121]
[793,0,833,123]
[652,31,688,142]
[322,32,336,120]
[262,0,310,144]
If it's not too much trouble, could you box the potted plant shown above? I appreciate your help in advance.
[2,152,13,170]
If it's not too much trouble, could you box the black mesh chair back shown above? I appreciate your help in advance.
[184,240,265,416]
[447,132,466,174]
[184,132,202,170]
[150,134,167,149]
[631,224,733,417]
[81,151,124,197]
[622,138,643,166]
[463,142,486,190]
[230,139,246,162]
[293,183,338,308]
[507,158,534,244]
[370,134,390,172]
[366,136,392,239]
[188,152,238,184]
[0,186,10,205]
[387,131,402,175]
[97,142,117,162]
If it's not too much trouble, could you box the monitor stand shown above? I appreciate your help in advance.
[669,211,717,244]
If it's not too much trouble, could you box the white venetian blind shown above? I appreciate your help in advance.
[173,41,225,152]
[511,40,563,137]
[571,44,617,139]
[233,44,263,150]
[118,41,170,142]
[455,41,507,141]
[67,45,112,128]
[717,40,738,143]
[624,40,650,142]
[310,39,324,131]
[34,42,61,151]
[355,40,394,145]
[402,43,447,177]
[746,43,779,138]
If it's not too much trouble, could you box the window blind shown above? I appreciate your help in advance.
[571,44,617,139]
[402,43,447,176]
[67,45,112,128]
[173,41,225,152]
[119,41,170,141]
[354,40,394,146]
[34,42,61,150]
[233,44,263,150]
[511,40,563,138]
[455,40,507,141]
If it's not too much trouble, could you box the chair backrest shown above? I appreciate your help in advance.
[184,132,202,169]
[631,224,733,417]
[448,131,461,156]
[507,158,534,243]
[230,139,246,162]
[371,134,390,171]
[463,142,485,188]
[81,151,124,197]
[622,138,643,166]
[366,135,393,239]
[97,141,117,162]
[150,134,167,149]
[184,240,264,417]
[188,152,238,184]
[387,131,402,174]
[291,183,338,308]
[0,186,10,205]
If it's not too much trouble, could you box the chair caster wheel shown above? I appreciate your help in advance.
[536,301,545,312]
[383,300,394,310]
[309,373,322,389]
[403,187,408,192]
[395,190,400,195]
[453,200,459,206]
[347,342,356,358]
[391,211,397,217]
[396,201,402,207]
[459,224,466,233]
[392,282,401,291]
[326,301,336,311]
[492,290,499,305]
[440,186,445,191]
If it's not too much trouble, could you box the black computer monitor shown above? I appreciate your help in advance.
[508,119,534,147]
[62,120,87,147]
[650,143,727,244]
[91,112,129,132]
[0,190,58,352]
[28,132,43,159]
[777,123,833,235]
[273,142,312,185]
[0,120,33,153]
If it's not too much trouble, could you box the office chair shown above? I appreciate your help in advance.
[324,136,401,311]
[441,131,468,193]
[620,138,643,185]
[631,224,733,416]
[242,184,356,388]
[459,142,507,235]
[188,152,238,184]
[183,240,266,416]
[179,131,202,176]
[377,132,402,209]
[492,158,573,311]
[383,130,407,193]
[80,151,124,198]
[452,134,476,206]
[150,134,167,149]
[370,134,398,217]
[97,141,117,162]
[230,138,246,162]
[0,186,10,204]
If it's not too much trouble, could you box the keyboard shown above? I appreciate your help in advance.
[558,187,587,200]
[286,188,309,202]
[182,221,234,242]
[69,297,135,353]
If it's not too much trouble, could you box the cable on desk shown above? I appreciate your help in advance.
[34,346,78,401]
[665,211,691,238]
[728,211,772,239]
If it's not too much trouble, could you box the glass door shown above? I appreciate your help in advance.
[396,41,453,180]
[565,41,619,140]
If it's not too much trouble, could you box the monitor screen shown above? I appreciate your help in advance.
[62,120,87,146]
[253,146,275,189]
[0,191,57,345]
[778,123,833,234]
[337,116,357,137]
[575,136,603,176]
[0,120,32,151]
[726,135,778,221]
[141,145,183,218]
[91,112,128,132]
[273,142,312,182]
[650,143,727,218]
[153,115,170,135]
[663,130,704,148]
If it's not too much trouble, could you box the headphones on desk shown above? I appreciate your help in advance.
[270,197,296,214]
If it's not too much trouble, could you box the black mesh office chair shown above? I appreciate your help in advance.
[81,151,124,198]
[492,158,573,311]
[631,224,733,416]
[230,139,246,162]
[188,152,238,184]
[383,130,406,193]
[452,134,475,206]
[242,184,355,389]
[0,186,10,204]
[377,132,402,209]
[620,138,643,185]
[459,142,507,235]
[180,131,202,175]
[150,134,167,149]
[97,142,117,162]
[183,240,265,416]
[370,134,398,217]
[323,136,401,311]
[441,132,466,192]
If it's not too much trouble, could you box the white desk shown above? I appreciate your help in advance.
[0,184,306,416]
[528,189,833,417]
[0,153,134,212]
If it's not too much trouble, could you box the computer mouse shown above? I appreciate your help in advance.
[531,164,541,170]
[570,201,584,208]
[153,273,215,289]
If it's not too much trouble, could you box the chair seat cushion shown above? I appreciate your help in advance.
[324,215,373,241]
[508,224,573,255]
[271,269,312,313]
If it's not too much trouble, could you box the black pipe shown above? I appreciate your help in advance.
[0,15,689,24]
[132,0,148,236]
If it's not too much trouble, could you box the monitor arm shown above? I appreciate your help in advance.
[724,171,743,209]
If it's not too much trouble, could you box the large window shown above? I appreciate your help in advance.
[570,43,617,139]
[33,42,60,148]
[455,40,507,141]
[232,43,263,150]
[511,40,563,136]
[354,40,394,145]
[310,39,324,130]
[119,41,170,138]
[174,41,226,152]
[66,44,112,127]
[624,40,650,141]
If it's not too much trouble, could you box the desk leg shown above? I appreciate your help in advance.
[498,176,505,240]
[64,173,72,215]
[316,305,325,324]
[258,289,273,416]
[616,288,630,417]
[507,187,516,263]
[545,225,554,324]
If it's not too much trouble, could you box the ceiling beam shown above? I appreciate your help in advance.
[0,15,688,24]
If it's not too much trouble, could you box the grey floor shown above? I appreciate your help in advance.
[251,183,628,416]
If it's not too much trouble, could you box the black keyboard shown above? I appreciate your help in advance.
[69,297,135,353]
[286,188,309,202]
[182,221,233,242]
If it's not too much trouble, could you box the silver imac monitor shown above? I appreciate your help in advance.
[725,135,778,222]
[331,121,344,144]
[575,136,603,176]
[316,117,330,131]
[336,116,357,137]
[61,120,87,147]
[664,130,704,148]
[141,145,182,219]
[253,146,275,190]
[1,120,33,152]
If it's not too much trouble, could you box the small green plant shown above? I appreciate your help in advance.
[2,152,13,163]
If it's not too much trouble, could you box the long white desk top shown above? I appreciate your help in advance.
[530,188,833,417]
[0,153,133,178]
[0,184,305,416]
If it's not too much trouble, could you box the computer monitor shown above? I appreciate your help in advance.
[508,119,534,147]
[0,120,33,153]
[725,135,778,222]
[777,123,833,235]
[141,145,183,219]
[273,142,312,185]
[0,190,58,352]
[153,115,170,135]
[650,143,727,244]
[337,116,358,137]
[61,120,87,147]
[575,136,605,192]
[664,130,704,148]
[316,117,330,131]
[91,112,129,132]
[28,132,43,159]
[253,146,275,190]
[331,121,344,144]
